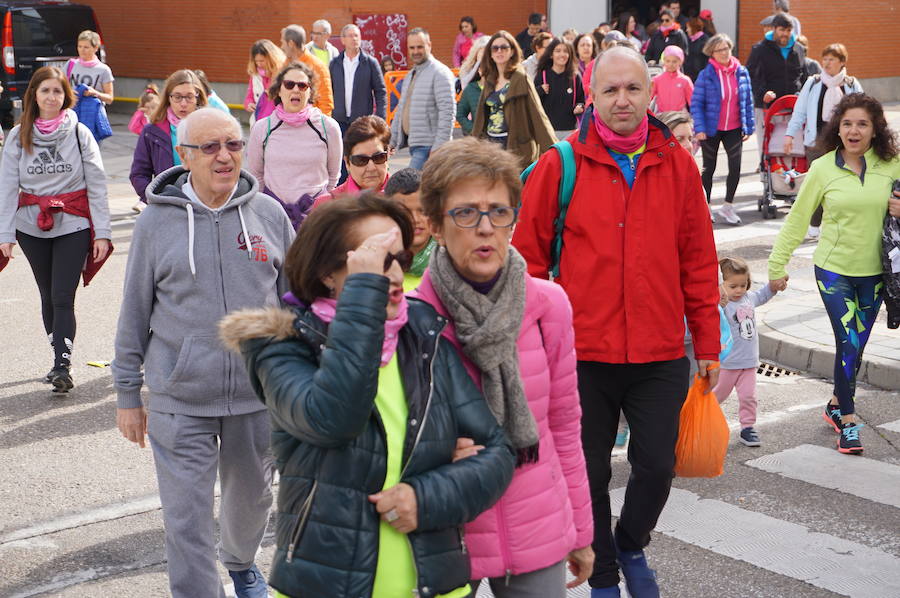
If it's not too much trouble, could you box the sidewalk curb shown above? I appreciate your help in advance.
[758,324,900,391]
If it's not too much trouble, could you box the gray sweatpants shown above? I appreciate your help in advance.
[149,410,273,598]
[478,560,567,598]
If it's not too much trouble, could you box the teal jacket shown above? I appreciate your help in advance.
[220,273,514,598]
[456,79,483,134]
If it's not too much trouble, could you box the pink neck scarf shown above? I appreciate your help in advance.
[689,31,705,42]
[311,295,409,366]
[275,104,311,126]
[166,107,182,128]
[78,57,100,68]
[593,110,649,154]
[35,111,67,135]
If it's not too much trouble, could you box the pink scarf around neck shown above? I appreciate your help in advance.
[166,107,182,127]
[35,110,67,135]
[77,57,100,68]
[593,110,649,154]
[275,104,311,126]
[311,295,409,366]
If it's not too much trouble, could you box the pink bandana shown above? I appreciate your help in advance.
[166,107,182,127]
[593,110,649,154]
[311,294,409,366]
[77,58,100,68]
[35,110,67,135]
[275,104,311,127]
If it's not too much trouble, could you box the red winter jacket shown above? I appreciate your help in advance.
[512,111,720,363]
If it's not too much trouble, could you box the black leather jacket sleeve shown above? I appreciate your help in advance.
[242,273,388,448]
[405,340,516,532]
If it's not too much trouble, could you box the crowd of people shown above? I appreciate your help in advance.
[0,4,899,598]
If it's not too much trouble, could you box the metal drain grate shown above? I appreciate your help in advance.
[757,361,797,378]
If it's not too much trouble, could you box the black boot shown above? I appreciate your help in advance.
[49,367,73,393]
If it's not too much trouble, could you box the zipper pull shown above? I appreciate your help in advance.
[505,569,512,586]
[286,543,295,563]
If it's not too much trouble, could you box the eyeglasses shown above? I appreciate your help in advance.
[311,30,327,36]
[491,44,512,52]
[447,206,518,228]
[384,250,414,272]
[348,151,389,167]
[282,79,310,91]
[712,46,730,54]
[180,139,246,154]
[169,93,198,104]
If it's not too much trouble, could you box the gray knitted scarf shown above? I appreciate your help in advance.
[429,245,539,465]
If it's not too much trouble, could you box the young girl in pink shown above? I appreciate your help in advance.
[651,46,694,113]
[127,85,160,135]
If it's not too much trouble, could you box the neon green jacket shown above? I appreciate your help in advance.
[769,148,900,279]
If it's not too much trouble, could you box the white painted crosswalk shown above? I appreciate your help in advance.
[879,418,900,434]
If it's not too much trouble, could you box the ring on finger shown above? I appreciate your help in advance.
[385,508,400,523]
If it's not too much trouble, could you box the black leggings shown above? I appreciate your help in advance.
[701,127,743,204]
[17,229,91,369]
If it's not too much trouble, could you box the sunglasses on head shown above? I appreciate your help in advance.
[180,139,246,154]
[282,79,310,91]
[348,151,389,167]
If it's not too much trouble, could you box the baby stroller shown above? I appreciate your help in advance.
[759,95,808,219]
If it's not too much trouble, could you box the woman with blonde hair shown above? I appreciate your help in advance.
[129,70,207,203]
[244,39,286,125]
[472,30,556,166]
[456,36,490,134]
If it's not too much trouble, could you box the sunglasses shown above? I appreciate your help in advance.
[282,79,310,91]
[384,250,414,272]
[491,44,512,52]
[348,151,389,167]
[180,139,246,154]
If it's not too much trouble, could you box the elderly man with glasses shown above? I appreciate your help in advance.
[305,18,339,66]
[112,108,295,598]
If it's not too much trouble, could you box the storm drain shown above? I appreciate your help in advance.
[757,361,797,378]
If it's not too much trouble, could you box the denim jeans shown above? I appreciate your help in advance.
[408,145,432,170]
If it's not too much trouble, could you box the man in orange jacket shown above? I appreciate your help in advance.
[281,24,334,116]
[512,46,720,598]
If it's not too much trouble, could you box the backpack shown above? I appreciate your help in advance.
[262,113,329,152]
[520,140,577,279]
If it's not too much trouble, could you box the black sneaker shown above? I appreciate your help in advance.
[739,426,761,447]
[43,369,54,384]
[838,423,863,455]
[823,402,842,433]
[49,367,73,393]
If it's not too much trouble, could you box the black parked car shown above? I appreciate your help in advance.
[0,1,104,128]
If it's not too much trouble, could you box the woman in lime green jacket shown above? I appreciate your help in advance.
[768,93,900,455]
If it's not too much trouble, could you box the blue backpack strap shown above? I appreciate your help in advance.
[520,140,577,279]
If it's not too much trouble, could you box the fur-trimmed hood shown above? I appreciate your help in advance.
[219,307,304,353]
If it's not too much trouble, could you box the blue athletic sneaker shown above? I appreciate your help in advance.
[228,564,268,598]
[823,402,842,433]
[838,422,864,455]
[617,547,660,598]
[591,585,622,597]
[615,423,630,447]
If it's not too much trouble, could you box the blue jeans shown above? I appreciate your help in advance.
[408,145,432,170]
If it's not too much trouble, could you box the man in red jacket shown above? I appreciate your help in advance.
[512,46,720,598]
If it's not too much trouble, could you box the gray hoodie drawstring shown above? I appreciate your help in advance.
[237,204,253,261]
[186,203,196,278]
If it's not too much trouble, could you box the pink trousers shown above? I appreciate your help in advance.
[713,367,757,428]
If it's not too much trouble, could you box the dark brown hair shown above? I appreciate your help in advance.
[19,67,76,153]
[573,33,598,61]
[420,137,522,224]
[150,69,208,124]
[536,38,577,78]
[267,61,317,106]
[343,115,391,157]
[286,192,413,304]
[481,30,523,84]
[816,93,899,161]
[719,256,751,288]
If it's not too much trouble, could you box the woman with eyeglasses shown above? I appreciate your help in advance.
[130,70,207,204]
[312,115,392,210]
[411,138,594,598]
[246,62,341,229]
[472,30,556,168]
[220,192,515,598]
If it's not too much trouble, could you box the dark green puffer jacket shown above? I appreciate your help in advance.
[220,273,515,598]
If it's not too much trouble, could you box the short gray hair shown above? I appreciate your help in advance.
[592,45,651,93]
[774,0,790,12]
[176,108,242,155]
[282,24,306,48]
[312,19,331,35]
[341,24,360,36]
[703,33,734,56]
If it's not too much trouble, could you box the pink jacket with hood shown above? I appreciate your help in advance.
[413,270,593,579]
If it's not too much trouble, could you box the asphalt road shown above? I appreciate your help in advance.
[1,111,898,598]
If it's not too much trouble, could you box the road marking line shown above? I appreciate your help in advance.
[879,419,900,433]
[745,444,900,508]
[727,400,821,432]
[611,487,900,598]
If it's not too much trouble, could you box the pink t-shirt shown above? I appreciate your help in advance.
[651,70,694,113]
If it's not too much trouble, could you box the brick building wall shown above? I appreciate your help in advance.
[86,0,546,83]
[737,0,899,79]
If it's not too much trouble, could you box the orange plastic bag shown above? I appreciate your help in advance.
[674,371,729,478]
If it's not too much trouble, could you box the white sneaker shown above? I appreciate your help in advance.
[709,204,716,223]
[807,225,820,239]
[719,203,742,225]
[132,201,145,214]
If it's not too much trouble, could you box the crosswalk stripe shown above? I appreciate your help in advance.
[878,419,900,433]
[611,487,900,598]
[745,444,900,509]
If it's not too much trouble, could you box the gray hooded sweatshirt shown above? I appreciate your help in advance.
[0,109,110,244]
[112,166,295,416]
